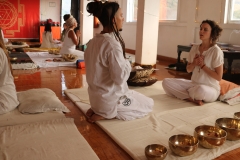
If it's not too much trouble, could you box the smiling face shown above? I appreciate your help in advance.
[113,8,124,31]
[199,23,212,42]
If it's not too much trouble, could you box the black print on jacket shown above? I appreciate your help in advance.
[122,98,131,106]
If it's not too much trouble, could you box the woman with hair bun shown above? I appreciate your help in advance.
[84,1,153,123]
[59,15,83,58]
[162,19,224,106]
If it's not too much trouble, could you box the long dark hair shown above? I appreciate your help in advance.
[200,20,223,44]
[44,22,52,33]
[86,1,126,58]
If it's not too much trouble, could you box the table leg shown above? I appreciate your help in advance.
[227,58,233,74]
[177,51,182,63]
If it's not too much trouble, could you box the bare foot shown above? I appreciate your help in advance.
[87,113,106,123]
[86,108,94,118]
[187,98,204,106]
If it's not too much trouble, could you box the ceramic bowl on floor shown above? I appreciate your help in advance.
[215,118,240,141]
[145,144,168,160]
[194,125,227,149]
[168,134,198,157]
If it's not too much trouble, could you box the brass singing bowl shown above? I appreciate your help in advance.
[215,118,240,141]
[234,112,240,119]
[145,144,168,160]
[10,57,17,61]
[194,125,227,149]
[168,134,198,157]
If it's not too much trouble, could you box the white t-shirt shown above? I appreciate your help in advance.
[188,44,224,91]
[59,29,76,54]
[40,31,58,48]
[1,29,8,44]
[59,29,84,58]
[0,48,19,114]
[84,33,132,119]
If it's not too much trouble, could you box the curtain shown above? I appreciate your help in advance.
[0,0,40,39]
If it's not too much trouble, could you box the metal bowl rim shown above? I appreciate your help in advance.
[145,144,168,156]
[216,118,240,131]
[195,125,227,139]
[168,134,199,147]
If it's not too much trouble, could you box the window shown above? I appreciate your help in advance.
[61,0,71,28]
[227,0,240,23]
[126,0,138,22]
[159,0,178,21]
[126,0,178,22]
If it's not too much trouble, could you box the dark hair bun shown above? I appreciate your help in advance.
[86,1,105,18]
[63,14,71,21]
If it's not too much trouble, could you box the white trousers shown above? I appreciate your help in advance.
[115,90,154,121]
[162,78,220,103]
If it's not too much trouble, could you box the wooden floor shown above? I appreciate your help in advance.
[13,59,240,160]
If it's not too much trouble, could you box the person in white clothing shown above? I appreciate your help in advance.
[0,27,8,44]
[59,15,84,58]
[40,22,59,48]
[0,31,19,114]
[84,1,154,123]
[162,20,224,105]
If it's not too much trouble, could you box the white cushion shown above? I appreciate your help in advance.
[17,88,70,114]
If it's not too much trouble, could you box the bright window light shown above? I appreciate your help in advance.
[126,0,179,22]
[230,0,240,21]
[126,0,138,22]
[159,0,178,21]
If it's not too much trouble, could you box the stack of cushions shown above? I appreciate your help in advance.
[219,79,240,105]
[127,68,157,86]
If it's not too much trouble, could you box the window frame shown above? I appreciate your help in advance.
[226,0,240,24]
[126,0,138,23]
[125,0,180,23]
[158,0,180,22]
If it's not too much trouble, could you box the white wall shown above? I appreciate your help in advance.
[121,0,240,60]
[40,0,61,23]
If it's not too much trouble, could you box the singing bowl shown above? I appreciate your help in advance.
[215,118,240,141]
[194,125,227,149]
[145,144,168,160]
[168,134,198,157]
[234,112,240,119]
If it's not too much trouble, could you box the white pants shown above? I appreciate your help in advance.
[162,78,220,103]
[115,90,154,121]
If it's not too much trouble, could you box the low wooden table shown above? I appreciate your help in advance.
[177,45,240,81]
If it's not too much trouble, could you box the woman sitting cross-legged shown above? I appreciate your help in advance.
[59,15,84,59]
[84,1,154,123]
[162,19,224,106]
[40,22,60,49]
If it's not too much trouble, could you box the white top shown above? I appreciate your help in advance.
[84,33,132,119]
[0,48,19,114]
[1,29,8,44]
[188,44,224,91]
[40,31,58,48]
[59,29,76,55]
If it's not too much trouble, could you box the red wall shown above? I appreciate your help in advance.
[0,0,40,39]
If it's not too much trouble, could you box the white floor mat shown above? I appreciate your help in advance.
[64,81,240,160]
[26,52,84,68]
[0,118,99,160]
